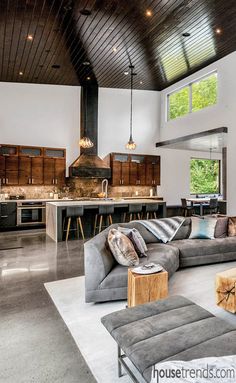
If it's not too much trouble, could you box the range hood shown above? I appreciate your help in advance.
[69,82,111,179]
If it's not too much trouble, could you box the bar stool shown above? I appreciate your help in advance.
[145,203,159,219]
[123,203,143,222]
[64,206,85,241]
[94,204,114,235]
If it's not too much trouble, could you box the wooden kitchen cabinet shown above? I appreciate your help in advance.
[19,156,43,185]
[111,154,129,186]
[146,156,161,186]
[0,144,66,186]
[109,153,161,187]
[44,158,66,186]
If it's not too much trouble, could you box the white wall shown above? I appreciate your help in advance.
[0,82,80,171]
[159,52,236,212]
[98,88,160,157]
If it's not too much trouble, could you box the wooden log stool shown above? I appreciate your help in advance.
[216,268,236,313]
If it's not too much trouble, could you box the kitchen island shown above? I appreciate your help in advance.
[46,199,166,242]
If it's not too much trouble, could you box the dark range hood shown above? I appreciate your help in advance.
[69,83,111,179]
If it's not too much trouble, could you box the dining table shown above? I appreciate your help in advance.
[186,197,220,216]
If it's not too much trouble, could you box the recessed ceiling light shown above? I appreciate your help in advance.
[80,9,92,16]
[112,47,118,53]
[182,32,191,37]
[146,9,152,17]
[124,71,129,75]
[140,81,143,85]
[82,61,90,66]
[86,76,91,80]
[19,71,23,76]
[216,28,222,35]
[27,34,33,41]
[51,64,60,69]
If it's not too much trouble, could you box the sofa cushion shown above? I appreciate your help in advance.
[100,243,179,290]
[108,229,139,267]
[189,217,217,239]
[169,237,236,267]
[118,226,147,257]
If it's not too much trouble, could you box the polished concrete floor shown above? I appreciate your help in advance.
[0,229,96,383]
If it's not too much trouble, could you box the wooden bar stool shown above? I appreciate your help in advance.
[145,203,159,219]
[94,204,114,235]
[123,203,143,222]
[64,206,85,241]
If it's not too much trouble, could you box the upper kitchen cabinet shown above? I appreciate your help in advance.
[110,153,130,186]
[19,146,43,185]
[0,144,66,186]
[43,148,66,186]
[130,155,146,186]
[146,156,161,186]
[108,153,161,187]
[0,145,19,185]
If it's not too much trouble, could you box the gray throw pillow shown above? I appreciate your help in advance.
[189,217,217,239]
[108,229,139,267]
[118,227,148,257]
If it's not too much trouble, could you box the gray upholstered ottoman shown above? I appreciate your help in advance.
[101,295,236,382]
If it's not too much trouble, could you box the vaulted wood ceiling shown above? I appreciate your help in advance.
[1,0,236,90]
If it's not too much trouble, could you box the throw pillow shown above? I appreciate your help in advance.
[189,217,217,239]
[214,217,229,238]
[107,229,139,267]
[228,217,236,237]
[118,227,147,257]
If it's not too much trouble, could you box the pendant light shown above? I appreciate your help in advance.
[79,84,94,149]
[126,65,137,150]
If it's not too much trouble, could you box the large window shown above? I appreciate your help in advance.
[190,158,220,194]
[168,72,217,121]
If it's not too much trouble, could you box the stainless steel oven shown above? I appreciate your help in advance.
[17,202,46,226]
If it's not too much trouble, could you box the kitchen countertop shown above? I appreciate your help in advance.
[46,199,166,207]
[2,196,163,203]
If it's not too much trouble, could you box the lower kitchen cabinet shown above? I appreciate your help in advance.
[0,202,17,228]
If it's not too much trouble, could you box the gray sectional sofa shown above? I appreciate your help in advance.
[84,217,236,303]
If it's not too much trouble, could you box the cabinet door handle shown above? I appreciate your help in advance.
[28,178,31,184]
[52,179,54,184]
[2,178,5,184]
[1,215,8,218]
[1,203,7,205]
[32,178,34,184]
[55,179,57,184]
[6,178,8,184]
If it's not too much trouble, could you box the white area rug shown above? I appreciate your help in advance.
[45,261,236,383]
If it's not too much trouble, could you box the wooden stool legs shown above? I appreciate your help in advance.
[65,216,85,241]
[94,214,113,235]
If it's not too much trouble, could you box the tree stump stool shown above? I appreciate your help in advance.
[216,268,236,313]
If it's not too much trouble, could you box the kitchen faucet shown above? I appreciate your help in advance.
[101,179,108,199]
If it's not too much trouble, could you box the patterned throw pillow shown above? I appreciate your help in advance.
[228,217,236,237]
[107,229,139,267]
[118,227,148,257]
[189,217,217,239]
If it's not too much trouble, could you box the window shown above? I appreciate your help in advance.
[190,158,220,194]
[167,72,217,121]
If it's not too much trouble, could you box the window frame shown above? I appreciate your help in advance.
[190,157,221,196]
[167,70,218,121]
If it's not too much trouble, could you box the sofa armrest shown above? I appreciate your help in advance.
[84,229,116,296]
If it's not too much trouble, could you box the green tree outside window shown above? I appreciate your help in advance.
[168,72,217,120]
[190,158,220,194]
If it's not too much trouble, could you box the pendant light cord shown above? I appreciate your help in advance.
[130,65,133,140]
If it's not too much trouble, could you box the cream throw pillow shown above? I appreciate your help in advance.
[108,229,139,267]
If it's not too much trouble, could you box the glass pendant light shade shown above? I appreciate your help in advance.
[79,136,94,148]
[126,64,136,150]
[126,136,136,150]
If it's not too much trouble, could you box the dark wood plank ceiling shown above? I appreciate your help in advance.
[0,0,236,90]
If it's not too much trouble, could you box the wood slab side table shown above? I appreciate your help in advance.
[128,268,168,308]
[216,268,236,313]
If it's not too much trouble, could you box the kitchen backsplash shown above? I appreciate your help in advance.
[1,178,157,199]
